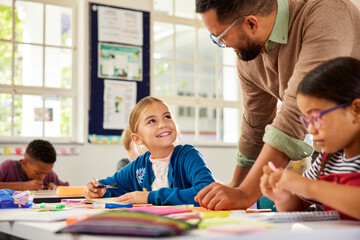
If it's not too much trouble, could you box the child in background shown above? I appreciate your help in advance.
[116,125,147,171]
[0,139,69,190]
[260,57,360,220]
[84,96,215,205]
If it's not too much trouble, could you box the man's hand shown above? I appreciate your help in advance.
[196,144,291,210]
[195,182,246,210]
[115,191,149,204]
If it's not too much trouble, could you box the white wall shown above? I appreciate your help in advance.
[55,145,237,186]
[0,0,238,186]
[0,144,237,186]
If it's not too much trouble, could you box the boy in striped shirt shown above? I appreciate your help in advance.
[0,139,69,190]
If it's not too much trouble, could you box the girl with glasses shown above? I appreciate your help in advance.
[260,57,360,220]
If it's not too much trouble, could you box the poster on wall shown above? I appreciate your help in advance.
[98,43,142,81]
[103,79,137,130]
[97,5,143,46]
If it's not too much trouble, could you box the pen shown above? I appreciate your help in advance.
[246,208,272,213]
[32,203,65,209]
[61,199,93,204]
[93,184,119,189]
[173,204,194,208]
[92,202,133,209]
[268,161,279,172]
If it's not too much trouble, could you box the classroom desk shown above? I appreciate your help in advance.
[1,211,360,240]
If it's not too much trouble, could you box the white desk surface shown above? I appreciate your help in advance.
[1,210,360,240]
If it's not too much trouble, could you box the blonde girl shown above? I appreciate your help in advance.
[84,96,215,205]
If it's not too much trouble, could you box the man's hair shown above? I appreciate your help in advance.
[25,139,56,164]
[195,0,277,23]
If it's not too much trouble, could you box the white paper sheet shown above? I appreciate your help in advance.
[98,6,143,46]
[103,80,136,130]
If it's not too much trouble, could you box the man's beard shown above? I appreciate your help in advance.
[235,33,262,61]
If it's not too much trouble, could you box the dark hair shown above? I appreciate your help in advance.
[195,0,276,23]
[297,57,360,104]
[25,139,56,164]
[297,57,360,177]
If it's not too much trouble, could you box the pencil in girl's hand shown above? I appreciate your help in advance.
[93,184,118,189]
[268,161,279,172]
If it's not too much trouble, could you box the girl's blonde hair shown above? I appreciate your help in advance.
[121,126,132,151]
[129,97,180,140]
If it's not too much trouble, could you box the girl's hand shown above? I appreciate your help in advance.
[83,178,106,199]
[115,191,149,204]
[272,170,307,198]
[260,165,293,205]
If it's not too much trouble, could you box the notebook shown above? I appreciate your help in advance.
[123,206,192,215]
[233,211,340,223]
[56,210,195,237]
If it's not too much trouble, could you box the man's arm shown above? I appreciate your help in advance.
[196,143,290,210]
[226,165,250,188]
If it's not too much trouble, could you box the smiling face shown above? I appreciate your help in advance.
[201,8,265,61]
[21,154,54,181]
[131,102,177,158]
[297,94,360,158]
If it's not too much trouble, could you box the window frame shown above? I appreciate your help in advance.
[0,0,78,143]
[151,3,243,146]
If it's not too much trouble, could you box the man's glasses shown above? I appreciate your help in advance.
[210,16,248,48]
[299,102,350,130]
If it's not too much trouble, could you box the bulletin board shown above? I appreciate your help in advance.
[88,3,150,144]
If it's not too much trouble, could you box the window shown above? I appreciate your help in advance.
[0,0,77,142]
[152,0,241,144]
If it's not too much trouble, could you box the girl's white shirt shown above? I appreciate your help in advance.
[149,153,172,190]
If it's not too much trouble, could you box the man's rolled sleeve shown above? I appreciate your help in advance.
[263,125,313,160]
[236,151,256,167]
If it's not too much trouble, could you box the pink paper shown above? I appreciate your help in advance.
[124,206,192,215]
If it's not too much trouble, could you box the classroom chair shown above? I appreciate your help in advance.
[257,196,277,212]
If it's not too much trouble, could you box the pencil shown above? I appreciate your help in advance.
[93,184,118,189]
[268,161,279,172]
